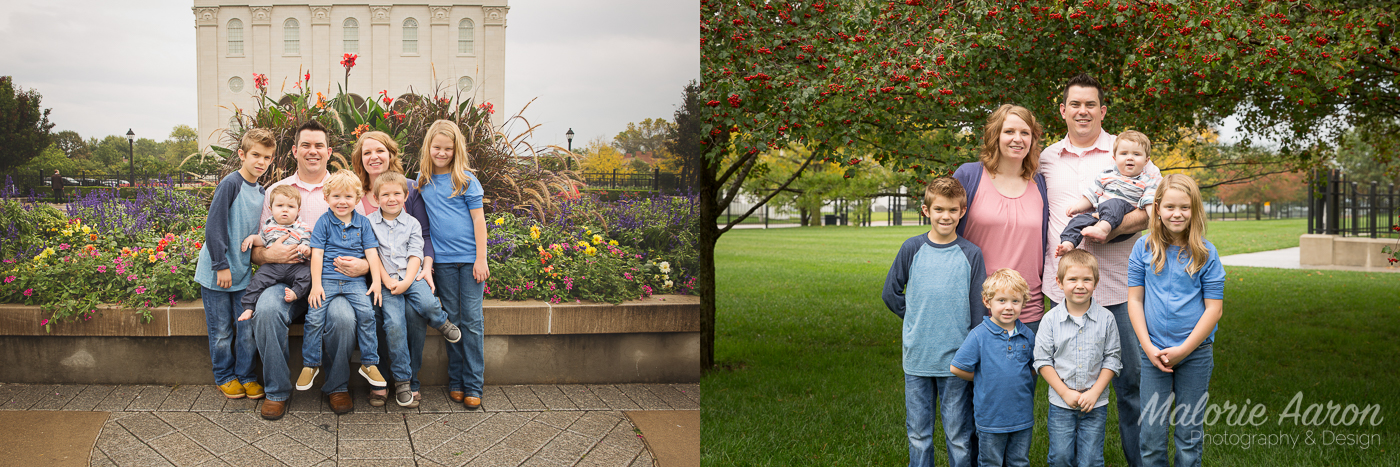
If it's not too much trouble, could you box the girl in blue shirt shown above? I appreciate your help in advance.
[1127,173,1226,467]
[416,119,490,410]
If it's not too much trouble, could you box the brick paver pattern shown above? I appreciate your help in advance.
[0,383,699,467]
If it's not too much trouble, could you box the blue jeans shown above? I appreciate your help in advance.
[379,278,449,381]
[252,283,355,401]
[305,279,377,367]
[1023,319,1041,336]
[1056,300,1142,467]
[1139,344,1213,467]
[1048,405,1108,467]
[978,428,1032,467]
[1104,302,1144,467]
[199,287,258,386]
[905,374,975,467]
[435,263,485,397]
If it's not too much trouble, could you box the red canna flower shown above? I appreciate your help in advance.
[340,53,357,70]
[478,102,494,114]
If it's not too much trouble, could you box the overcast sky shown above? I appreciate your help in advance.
[0,0,698,150]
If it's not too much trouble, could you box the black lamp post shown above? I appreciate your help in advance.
[565,128,575,170]
[126,129,135,188]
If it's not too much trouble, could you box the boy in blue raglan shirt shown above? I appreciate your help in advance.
[882,177,987,467]
[194,128,275,400]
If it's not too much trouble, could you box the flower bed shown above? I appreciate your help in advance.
[0,182,696,331]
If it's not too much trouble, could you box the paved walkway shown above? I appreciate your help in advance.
[1220,247,1400,273]
[0,383,699,466]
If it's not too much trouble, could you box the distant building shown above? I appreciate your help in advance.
[191,1,508,150]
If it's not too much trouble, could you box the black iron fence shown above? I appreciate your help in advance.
[1308,169,1398,238]
[30,170,211,189]
[580,169,684,192]
[1203,201,1308,221]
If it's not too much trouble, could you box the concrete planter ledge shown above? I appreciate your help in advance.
[0,295,700,386]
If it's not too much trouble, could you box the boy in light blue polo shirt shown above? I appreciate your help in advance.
[951,268,1037,467]
[365,172,462,408]
[882,177,986,467]
[302,170,385,391]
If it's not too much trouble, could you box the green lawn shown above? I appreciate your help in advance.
[702,220,1399,466]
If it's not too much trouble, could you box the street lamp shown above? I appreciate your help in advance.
[125,129,135,188]
[565,128,575,170]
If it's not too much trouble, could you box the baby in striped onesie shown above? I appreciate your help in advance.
[1055,130,1162,257]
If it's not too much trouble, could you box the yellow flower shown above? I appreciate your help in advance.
[585,247,597,256]
[608,240,618,246]
[82,225,90,233]
[529,225,540,240]
[494,218,504,226]
[592,234,603,245]
[576,241,589,249]
[148,254,157,263]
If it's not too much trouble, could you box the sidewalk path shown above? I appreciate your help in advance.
[1220,247,1399,273]
[0,383,699,466]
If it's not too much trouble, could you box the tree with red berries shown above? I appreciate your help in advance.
[696,0,1399,369]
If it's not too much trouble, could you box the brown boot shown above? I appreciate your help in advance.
[260,400,287,421]
[328,392,354,415]
[449,390,465,403]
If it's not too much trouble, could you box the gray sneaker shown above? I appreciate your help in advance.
[394,381,417,408]
[438,321,462,343]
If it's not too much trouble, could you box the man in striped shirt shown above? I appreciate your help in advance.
[1039,73,1159,467]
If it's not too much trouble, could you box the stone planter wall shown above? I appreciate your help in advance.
[0,295,700,386]
[1299,234,1397,268]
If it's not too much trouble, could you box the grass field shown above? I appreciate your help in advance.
[702,220,1399,466]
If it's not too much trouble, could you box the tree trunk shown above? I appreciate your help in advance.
[799,207,809,227]
[697,147,722,373]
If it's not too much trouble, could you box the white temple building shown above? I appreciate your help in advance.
[192,1,508,149]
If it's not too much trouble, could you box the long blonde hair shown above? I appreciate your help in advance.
[1147,173,1209,275]
[351,131,404,195]
[979,104,1042,180]
[417,120,477,198]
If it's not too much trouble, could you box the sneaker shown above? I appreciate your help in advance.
[437,321,462,343]
[296,367,320,391]
[218,379,245,399]
[243,381,265,399]
[394,381,417,408]
[359,365,387,387]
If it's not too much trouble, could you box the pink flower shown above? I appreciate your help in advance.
[135,286,146,294]
[169,265,177,273]
[97,266,106,273]
[23,289,32,297]
[168,295,177,306]
[39,319,48,326]
[126,274,136,281]
[58,243,70,250]
[3,276,13,283]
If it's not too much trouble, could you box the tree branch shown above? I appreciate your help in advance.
[720,149,822,234]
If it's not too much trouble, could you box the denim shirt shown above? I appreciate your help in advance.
[366,210,423,280]
[310,210,379,282]
[952,317,1037,433]
[1033,300,1123,409]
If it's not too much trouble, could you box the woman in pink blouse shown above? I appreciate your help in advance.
[952,104,1051,333]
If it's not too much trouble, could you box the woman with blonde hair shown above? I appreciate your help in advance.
[952,104,1051,333]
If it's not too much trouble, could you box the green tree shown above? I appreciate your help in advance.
[1335,130,1400,185]
[165,125,201,172]
[0,76,55,173]
[626,158,653,175]
[665,81,704,188]
[696,0,1398,369]
[53,130,87,159]
[613,118,675,155]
